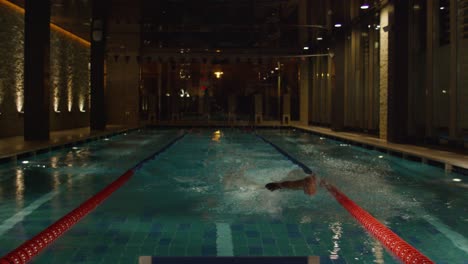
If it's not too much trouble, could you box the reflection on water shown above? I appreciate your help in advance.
[52,170,60,191]
[67,173,73,189]
[329,221,342,260]
[15,168,24,207]
[372,239,385,264]
[65,151,74,167]
[50,156,59,169]
[212,130,222,142]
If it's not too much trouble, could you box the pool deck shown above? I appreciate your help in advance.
[0,123,467,174]
[292,124,468,173]
[0,125,134,163]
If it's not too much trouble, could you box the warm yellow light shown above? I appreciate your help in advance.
[15,76,23,113]
[212,130,222,142]
[79,92,86,112]
[214,71,224,79]
[0,0,90,47]
[67,69,73,112]
[15,169,24,207]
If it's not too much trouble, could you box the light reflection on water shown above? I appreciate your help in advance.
[372,239,385,264]
[15,168,24,207]
[329,221,342,260]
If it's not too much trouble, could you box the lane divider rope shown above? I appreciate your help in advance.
[0,133,186,264]
[256,133,434,264]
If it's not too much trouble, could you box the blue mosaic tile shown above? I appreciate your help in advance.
[203,230,217,239]
[319,256,334,264]
[262,237,275,245]
[231,224,244,231]
[113,216,126,222]
[159,238,171,245]
[72,253,87,262]
[306,238,319,245]
[150,231,162,237]
[114,236,129,244]
[178,224,191,231]
[93,245,108,254]
[249,247,263,255]
[409,236,422,244]
[331,257,348,264]
[426,225,441,235]
[246,231,259,238]
[151,223,164,232]
[287,232,301,238]
[201,245,216,256]
[96,221,109,229]
[287,224,299,233]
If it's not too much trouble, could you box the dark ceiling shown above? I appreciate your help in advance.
[9,0,91,41]
[139,0,300,49]
[7,0,326,50]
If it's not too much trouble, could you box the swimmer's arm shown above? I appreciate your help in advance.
[265,179,307,191]
[265,175,316,192]
[277,179,305,189]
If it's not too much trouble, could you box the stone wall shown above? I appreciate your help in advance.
[0,4,90,138]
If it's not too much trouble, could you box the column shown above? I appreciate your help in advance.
[90,0,108,130]
[331,32,345,131]
[24,0,51,140]
[449,0,458,143]
[298,0,309,126]
[379,4,391,140]
[425,0,436,139]
[283,93,291,124]
[387,0,409,143]
[157,63,162,121]
[299,60,310,125]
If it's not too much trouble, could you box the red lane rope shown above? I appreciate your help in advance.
[1,133,186,264]
[0,169,134,264]
[322,180,434,264]
[256,133,434,263]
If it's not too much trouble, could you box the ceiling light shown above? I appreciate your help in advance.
[334,23,342,28]
[440,6,445,10]
[275,67,279,70]
[452,178,461,182]
[360,4,370,9]
[303,46,309,50]
[316,37,323,40]
[214,71,224,78]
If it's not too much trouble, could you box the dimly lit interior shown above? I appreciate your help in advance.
[0,0,467,263]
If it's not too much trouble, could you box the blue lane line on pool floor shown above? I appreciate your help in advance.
[216,223,234,256]
[255,133,313,174]
[134,132,187,171]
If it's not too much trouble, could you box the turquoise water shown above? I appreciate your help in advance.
[0,129,467,263]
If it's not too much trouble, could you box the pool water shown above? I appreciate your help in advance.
[0,129,466,263]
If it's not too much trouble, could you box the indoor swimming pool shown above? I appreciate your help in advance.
[0,129,466,263]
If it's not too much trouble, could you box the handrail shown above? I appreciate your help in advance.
[0,133,186,264]
[256,133,434,264]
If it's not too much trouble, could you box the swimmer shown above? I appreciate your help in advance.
[265,173,317,196]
